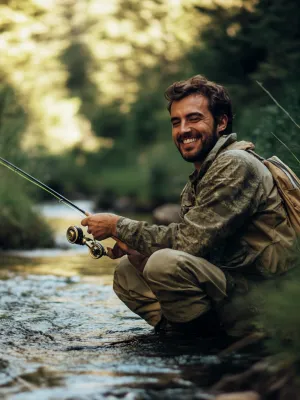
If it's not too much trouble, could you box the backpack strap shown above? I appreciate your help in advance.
[247,149,265,162]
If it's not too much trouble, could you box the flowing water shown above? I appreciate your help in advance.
[0,202,257,400]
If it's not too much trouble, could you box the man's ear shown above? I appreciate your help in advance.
[217,114,228,134]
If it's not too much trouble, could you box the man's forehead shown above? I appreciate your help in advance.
[170,94,209,116]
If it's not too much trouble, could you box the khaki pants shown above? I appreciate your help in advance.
[113,248,227,327]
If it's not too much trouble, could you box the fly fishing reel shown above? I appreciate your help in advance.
[66,226,106,259]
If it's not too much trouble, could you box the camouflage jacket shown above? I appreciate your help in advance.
[116,133,296,277]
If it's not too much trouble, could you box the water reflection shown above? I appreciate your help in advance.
[34,200,95,219]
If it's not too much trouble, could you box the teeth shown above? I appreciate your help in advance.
[183,138,197,144]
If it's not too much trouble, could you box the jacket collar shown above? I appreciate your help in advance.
[189,133,237,184]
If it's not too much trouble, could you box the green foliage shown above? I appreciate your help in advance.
[236,82,300,171]
[1,0,300,247]
[253,255,300,358]
[185,0,300,171]
[190,0,300,89]
[0,82,55,249]
[97,141,191,204]
[0,82,27,158]
[0,171,55,250]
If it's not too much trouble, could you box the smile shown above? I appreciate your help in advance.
[182,138,198,144]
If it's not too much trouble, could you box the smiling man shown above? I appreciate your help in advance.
[171,93,228,169]
[81,75,296,337]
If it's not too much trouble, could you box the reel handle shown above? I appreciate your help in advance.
[66,226,106,259]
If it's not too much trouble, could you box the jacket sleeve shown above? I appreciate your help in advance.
[116,151,264,257]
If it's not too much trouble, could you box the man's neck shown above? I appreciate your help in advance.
[194,161,202,172]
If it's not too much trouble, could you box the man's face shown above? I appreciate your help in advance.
[170,94,223,168]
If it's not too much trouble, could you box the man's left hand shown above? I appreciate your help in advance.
[81,213,120,241]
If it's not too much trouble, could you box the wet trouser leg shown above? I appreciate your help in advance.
[113,256,162,327]
[113,248,227,326]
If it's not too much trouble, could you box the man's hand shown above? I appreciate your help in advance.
[106,240,148,272]
[106,239,136,259]
[106,242,128,259]
[81,212,148,271]
[81,213,120,241]
[107,241,148,272]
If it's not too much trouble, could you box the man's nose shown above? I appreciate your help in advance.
[179,120,192,134]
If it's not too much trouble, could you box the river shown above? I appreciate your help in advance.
[0,202,256,400]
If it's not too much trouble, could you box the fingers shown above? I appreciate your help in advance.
[80,213,117,241]
[81,217,88,226]
[106,247,116,259]
[106,244,126,259]
[81,212,93,227]
[81,218,91,235]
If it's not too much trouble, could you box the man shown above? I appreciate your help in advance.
[81,75,296,337]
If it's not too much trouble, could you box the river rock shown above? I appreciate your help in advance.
[212,357,300,400]
[152,203,181,225]
[215,391,261,400]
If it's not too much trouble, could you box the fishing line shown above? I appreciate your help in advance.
[0,156,87,216]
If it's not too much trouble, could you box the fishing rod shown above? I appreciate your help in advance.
[0,156,87,215]
[0,156,106,258]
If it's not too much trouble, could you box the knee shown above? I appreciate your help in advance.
[143,248,179,282]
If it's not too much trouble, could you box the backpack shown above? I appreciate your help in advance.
[248,150,300,234]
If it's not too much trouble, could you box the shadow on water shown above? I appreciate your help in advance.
[0,204,263,399]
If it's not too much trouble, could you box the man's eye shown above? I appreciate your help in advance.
[172,121,180,127]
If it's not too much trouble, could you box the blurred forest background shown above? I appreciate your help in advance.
[0,0,300,249]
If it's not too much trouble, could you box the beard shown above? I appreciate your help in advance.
[176,126,220,164]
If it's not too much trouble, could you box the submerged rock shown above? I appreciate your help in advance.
[215,391,260,400]
[152,203,181,225]
[212,357,300,400]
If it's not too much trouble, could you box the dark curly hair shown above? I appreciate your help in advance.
[164,75,233,135]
